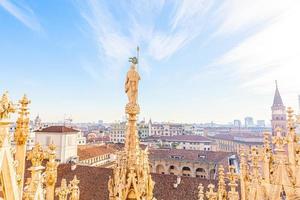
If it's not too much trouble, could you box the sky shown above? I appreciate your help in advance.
[0,0,300,124]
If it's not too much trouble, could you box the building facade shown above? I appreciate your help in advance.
[109,122,126,143]
[35,126,79,163]
[210,134,263,152]
[149,122,184,136]
[143,135,216,151]
[149,148,236,179]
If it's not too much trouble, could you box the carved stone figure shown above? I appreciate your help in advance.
[125,57,140,105]
[0,91,15,120]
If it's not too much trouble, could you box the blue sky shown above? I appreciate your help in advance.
[0,0,300,123]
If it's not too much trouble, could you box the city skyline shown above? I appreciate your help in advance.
[1,0,300,123]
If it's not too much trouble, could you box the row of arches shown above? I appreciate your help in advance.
[154,164,213,178]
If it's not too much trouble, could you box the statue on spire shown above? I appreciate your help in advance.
[125,47,141,106]
[109,47,155,200]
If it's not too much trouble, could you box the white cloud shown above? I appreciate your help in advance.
[214,0,295,35]
[0,0,42,31]
[212,0,300,107]
[77,0,212,77]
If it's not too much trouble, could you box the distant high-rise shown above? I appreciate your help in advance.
[256,120,265,127]
[244,117,254,127]
[271,81,287,136]
[233,120,241,127]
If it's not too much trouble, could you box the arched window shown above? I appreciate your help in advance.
[196,168,206,178]
[182,166,191,176]
[156,165,165,174]
[169,165,177,175]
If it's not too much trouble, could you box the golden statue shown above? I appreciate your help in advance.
[125,47,141,106]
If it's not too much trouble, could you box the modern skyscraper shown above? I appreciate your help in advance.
[244,117,254,127]
[271,81,287,136]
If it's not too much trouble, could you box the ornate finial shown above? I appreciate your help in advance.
[218,165,227,200]
[250,146,259,168]
[49,142,56,151]
[14,95,31,145]
[272,127,287,151]
[239,146,246,164]
[206,184,217,200]
[287,107,295,130]
[56,179,70,200]
[0,91,16,120]
[263,132,272,160]
[198,183,204,200]
[69,175,80,200]
[227,165,239,200]
[45,142,58,186]
[27,143,45,167]
[19,94,30,109]
[249,146,260,180]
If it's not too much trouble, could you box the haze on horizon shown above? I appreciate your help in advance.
[0,0,300,124]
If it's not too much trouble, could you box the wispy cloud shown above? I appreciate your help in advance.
[0,0,42,31]
[210,0,300,105]
[76,0,212,78]
[77,0,300,109]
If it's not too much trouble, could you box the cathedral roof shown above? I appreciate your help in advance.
[272,81,284,107]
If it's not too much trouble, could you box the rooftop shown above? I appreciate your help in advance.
[55,164,218,200]
[146,135,212,142]
[35,126,79,134]
[78,145,116,161]
[149,148,234,164]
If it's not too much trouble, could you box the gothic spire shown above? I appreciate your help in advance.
[273,80,284,107]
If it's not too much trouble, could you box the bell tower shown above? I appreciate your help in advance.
[271,81,287,136]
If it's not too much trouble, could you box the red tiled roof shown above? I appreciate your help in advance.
[78,145,116,161]
[35,126,79,133]
[211,134,235,140]
[149,148,235,163]
[24,160,238,200]
[160,135,212,142]
[56,164,219,200]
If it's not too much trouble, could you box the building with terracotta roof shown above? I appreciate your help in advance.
[149,148,237,179]
[77,145,117,167]
[35,126,79,163]
[209,133,263,152]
